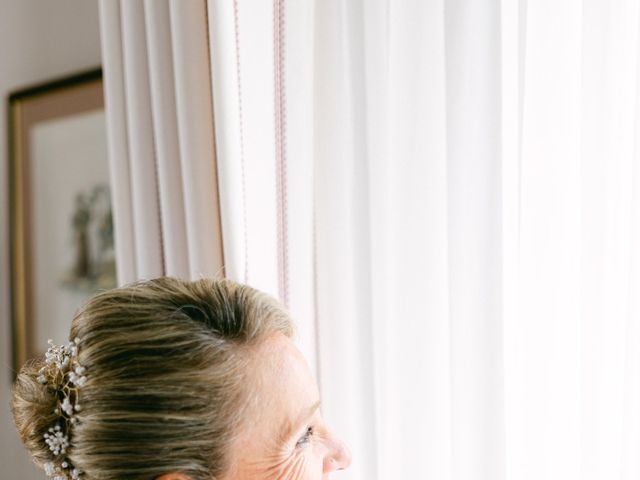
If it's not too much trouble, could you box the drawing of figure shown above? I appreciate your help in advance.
[72,193,91,279]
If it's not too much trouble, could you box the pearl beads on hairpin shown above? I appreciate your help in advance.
[39,338,85,479]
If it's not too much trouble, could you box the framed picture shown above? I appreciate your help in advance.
[9,68,116,376]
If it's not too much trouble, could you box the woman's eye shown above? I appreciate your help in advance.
[295,426,314,448]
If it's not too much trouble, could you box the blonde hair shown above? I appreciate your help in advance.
[11,277,293,480]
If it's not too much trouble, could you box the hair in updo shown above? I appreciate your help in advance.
[11,277,293,480]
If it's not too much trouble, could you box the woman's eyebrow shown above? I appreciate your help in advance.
[277,400,321,444]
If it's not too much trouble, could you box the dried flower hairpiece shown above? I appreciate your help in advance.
[38,338,86,480]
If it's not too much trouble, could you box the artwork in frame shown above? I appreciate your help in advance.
[9,68,116,377]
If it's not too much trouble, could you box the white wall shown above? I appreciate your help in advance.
[0,1,102,476]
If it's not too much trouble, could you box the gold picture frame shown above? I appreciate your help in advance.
[9,68,115,377]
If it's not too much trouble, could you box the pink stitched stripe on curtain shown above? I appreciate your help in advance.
[232,0,249,284]
[274,0,289,306]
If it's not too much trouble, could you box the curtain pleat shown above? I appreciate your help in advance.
[143,0,189,279]
[207,0,247,284]
[208,0,279,296]
[444,2,505,479]
[312,2,378,479]
[500,2,523,479]
[380,1,453,478]
[515,2,582,479]
[623,9,640,471]
[284,0,317,373]
[360,2,392,477]
[169,0,224,279]
[238,0,279,296]
[623,71,640,477]
[98,0,136,285]
[580,2,639,479]
[119,0,164,279]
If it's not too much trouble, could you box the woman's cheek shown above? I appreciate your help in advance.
[273,442,329,480]
[275,453,308,480]
[250,447,310,480]
[245,431,329,480]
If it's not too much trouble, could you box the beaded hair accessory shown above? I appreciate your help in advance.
[37,338,87,480]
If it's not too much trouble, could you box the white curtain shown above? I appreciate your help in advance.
[210,1,640,480]
[102,0,640,479]
[99,0,224,283]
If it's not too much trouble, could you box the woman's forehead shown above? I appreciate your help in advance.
[248,334,320,431]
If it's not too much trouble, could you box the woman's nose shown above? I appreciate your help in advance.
[323,436,352,473]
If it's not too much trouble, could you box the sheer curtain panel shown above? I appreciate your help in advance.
[210,1,640,479]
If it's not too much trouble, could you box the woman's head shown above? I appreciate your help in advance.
[11,277,350,479]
